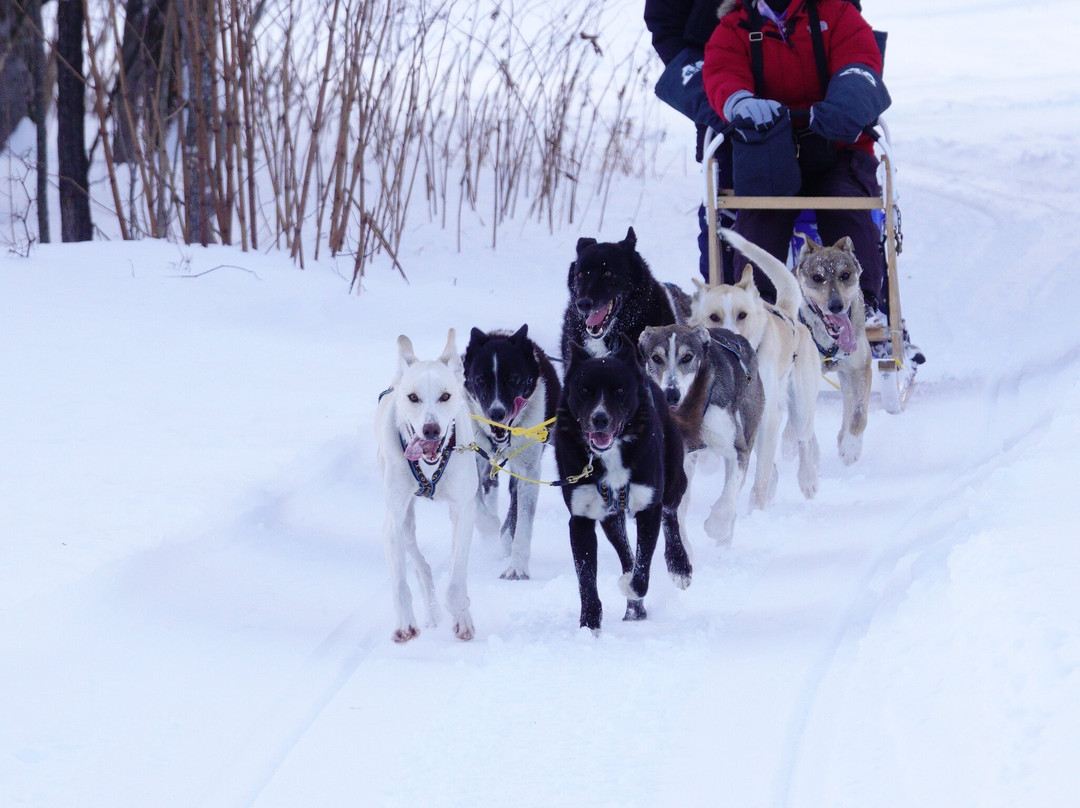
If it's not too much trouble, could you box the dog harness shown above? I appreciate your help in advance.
[398,426,456,499]
[596,479,631,512]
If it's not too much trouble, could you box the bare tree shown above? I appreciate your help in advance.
[57,0,92,241]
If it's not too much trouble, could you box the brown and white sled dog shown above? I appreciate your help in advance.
[691,228,820,508]
[791,236,872,464]
[375,329,478,643]
[638,324,764,545]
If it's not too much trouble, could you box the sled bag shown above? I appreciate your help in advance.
[730,109,801,196]
[654,47,727,134]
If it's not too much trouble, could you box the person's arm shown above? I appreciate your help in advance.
[644,0,696,65]
[703,15,756,124]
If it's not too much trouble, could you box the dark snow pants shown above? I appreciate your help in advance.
[729,149,886,309]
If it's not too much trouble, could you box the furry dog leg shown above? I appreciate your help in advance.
[446,498,476,641]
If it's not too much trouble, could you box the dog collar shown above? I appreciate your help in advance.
[398,426,456,499]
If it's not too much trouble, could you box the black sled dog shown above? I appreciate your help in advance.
[554,338,695,633]
[462,324,560,580]
[560,227,691,363]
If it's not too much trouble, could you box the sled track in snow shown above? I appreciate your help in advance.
[771,363,1072,807]
[197,602,381,808]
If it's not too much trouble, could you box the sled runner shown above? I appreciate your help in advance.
[702,119,918,413]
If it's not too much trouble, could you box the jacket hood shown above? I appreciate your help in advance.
[717,0,740,18]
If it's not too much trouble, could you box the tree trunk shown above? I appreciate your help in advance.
[0,0,34,149]
[28,0,49,242]
[57,0,93,241]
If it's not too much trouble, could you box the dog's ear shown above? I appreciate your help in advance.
[832,236,855,254]
[737,264,755,290]
[397,334,418,369]
[568,340,590,367]
[511,324,529,343]
[575,237,597,256]
[438,328,464,377]
[622,227,637,250]
[693,324,711,348]
[567,261,578,292]
[691,276,708,293]
[468,326,488,348]
[612,335,637,365]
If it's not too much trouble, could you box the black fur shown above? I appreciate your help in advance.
[463,324,561,579]
[554,338,691,632]
[560,227,690,364]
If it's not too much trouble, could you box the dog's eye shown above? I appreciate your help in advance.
[651,353,663,365]
[438,391,451,403]
[709,313,720,323]
[407,393,420,403]
[615,387,624,397]
[839,271,852,282]
[812,274,826,284]
[736,311,747,321]
[679,354,693,365]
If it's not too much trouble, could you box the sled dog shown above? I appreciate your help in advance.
[691,228,820,508]
[560,226,691,363]
[791,236,872,464]
[638,323,764,545]
[463,324,561,579]
[375,329,478,643]
[554,338,692,633]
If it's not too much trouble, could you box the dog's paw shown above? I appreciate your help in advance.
[392,625,419,644]
[704,508,735,545]
[838,431,862,465]
[669,569,692,590]
[618,572,648,599]
[623,599,647,622]
[499,566,530,581]
[453,614,475,641]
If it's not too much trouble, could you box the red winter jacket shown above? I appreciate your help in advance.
[703,0,881,153]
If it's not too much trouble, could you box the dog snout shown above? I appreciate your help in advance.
[488,403,507,423]
[828,296,845,315]
[575,296,595,315]
[665,386,681,406]
[590,410,610,431]
[422,421,441,441]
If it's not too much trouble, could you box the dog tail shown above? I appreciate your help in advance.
[720,227,802,317]
[669,366,713,449]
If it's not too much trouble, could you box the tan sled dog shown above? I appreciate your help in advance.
[691,229,820,508]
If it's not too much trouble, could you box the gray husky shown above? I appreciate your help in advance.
[638,324,764,545]
[792,236,872,464]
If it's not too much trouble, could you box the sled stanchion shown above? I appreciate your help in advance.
[703,130,725,287]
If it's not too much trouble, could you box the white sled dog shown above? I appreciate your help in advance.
[375,329,478,643]
[691,228,820,508]
[791,236,872,464]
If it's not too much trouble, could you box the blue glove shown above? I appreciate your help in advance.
[809,64,891,143]
[725,91,784,131]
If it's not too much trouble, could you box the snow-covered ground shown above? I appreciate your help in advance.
[3,1,1079,805]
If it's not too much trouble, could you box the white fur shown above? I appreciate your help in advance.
[568,439,656,520]
[374,329,479,643]
[692,229,821,508]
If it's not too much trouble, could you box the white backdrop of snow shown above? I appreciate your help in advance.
[2,1,1079,806]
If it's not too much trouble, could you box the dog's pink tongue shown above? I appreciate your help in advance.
[403,435,425,461]
[404,435,440,462]
[589,431,613,449]
[585,307,607,328]
[824,313,856,353]
[511,396,529,420]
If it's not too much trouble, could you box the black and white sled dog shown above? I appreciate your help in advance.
[375,330,477,643]
[554,338,693,634]
[638,323,764,545]
[463,324,561,580]
[560,226,691,363]
[790,236,872,464]
[693,228,820,509]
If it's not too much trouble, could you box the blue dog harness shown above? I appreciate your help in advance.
[398,426,456,499]
[596,479,631,512]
